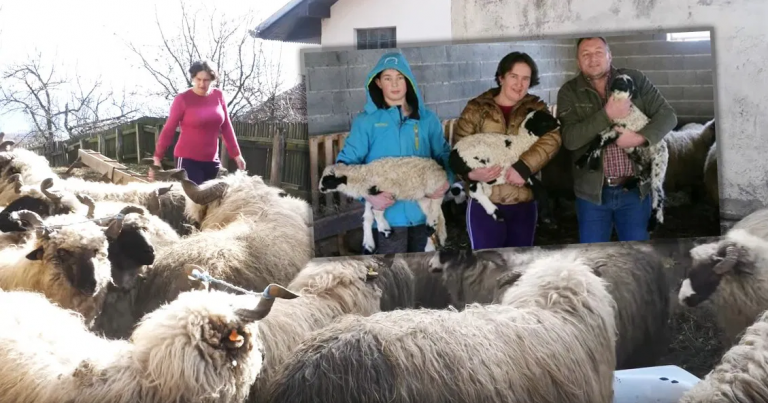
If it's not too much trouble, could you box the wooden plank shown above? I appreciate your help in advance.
[313,204,364,240]
[76,149,148,184]
[135,122,142,164]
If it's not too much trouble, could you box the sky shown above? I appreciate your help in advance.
[0,0,314,135]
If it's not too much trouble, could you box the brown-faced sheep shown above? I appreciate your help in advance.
[263,249,617,403]
[246,257,383,401]
[431,242,671,370]
[0,282,299,403]
[678,207,768,347]
[679,309,768,402]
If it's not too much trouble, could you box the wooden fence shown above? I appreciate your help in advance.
[29,117,311,200]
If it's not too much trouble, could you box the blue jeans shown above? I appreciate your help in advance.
[575,185,652,243]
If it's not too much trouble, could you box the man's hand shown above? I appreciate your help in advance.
[505,167,526,187]
[366,192,395,210]
[605,96,631,121]
[428,181,450,199]
[467,165,502,182]
[615,127,647,148]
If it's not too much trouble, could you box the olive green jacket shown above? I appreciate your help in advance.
[556,66,677,205]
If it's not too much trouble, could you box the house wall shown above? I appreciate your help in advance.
[450,0,766,226]
[320,0,452,48]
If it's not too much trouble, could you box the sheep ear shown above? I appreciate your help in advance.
[496,270,522,289]
[25,247,43,261]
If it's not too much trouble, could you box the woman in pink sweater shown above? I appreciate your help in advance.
[151,60,246,184]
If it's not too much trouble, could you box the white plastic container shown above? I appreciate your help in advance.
[613,365,702,403]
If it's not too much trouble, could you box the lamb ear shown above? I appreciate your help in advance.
[25,247,44,261]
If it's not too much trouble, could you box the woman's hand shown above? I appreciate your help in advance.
[467,165,502,182]
[366,192,395,210]
[148,156,162,181]
[234,155,246,171]
[505,167,526,186]
[428,181,450,199]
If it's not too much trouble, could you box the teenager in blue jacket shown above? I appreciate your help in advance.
[335,52,454,254]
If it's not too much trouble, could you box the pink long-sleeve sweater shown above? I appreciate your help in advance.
[154,88,242,161]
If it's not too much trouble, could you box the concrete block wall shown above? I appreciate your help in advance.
[605,33,714,127]
[303,40,578,136]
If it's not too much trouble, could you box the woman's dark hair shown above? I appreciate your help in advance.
[494,52,540,88]
[189,60,218,81]
[368,69,421,119]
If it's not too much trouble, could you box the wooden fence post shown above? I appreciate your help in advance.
[269,127,286,187]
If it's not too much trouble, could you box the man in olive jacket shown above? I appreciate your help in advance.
[556,36,677,243]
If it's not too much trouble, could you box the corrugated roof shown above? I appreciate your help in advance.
[250,0,338,44]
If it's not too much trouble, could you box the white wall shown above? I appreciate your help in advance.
[320,0,452,48]
[451,0,768,227]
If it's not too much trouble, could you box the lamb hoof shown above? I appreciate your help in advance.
[379,228,392,239]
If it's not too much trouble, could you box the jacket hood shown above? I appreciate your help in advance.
[363,52,424,118]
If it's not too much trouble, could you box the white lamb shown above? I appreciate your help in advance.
[318,156,448,254]
[449,109,560,222]
[574,73,670,231]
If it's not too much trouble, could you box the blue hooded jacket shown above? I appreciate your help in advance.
[335,52,455,228]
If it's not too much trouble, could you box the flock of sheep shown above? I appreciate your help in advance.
[0,117,763,403]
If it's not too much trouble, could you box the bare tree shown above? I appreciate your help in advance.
[121,0,295,122]
[0,52,140,149]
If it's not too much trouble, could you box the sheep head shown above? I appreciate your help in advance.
[13,210,112,297]
[521,109,561,137]
[318,164,348,193]
[610,74,638,100]
[679,240,754,308]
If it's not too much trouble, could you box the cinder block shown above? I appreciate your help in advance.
[668,71,698,86]
[307,68,347,92]
[683,85,715,101]
[446,45,475,63]
[308,114,351,136]
[657,85,685,101]
[332,90,367,115]
[399,47,423,65]
[337,50,367,67]
[683,54,713,70]
[304,51,340,68]
[643,71,669,85]
[423,83,452,103]
[307,91,335,116]
[420,45,449,64]
[479,61,498,78]
[668,101,714,116]
[346,66,371,88]
[457,62,483,81]
[696,70,713,85]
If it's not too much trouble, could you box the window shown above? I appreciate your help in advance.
[356,27,397,50]
[666,31,711,42]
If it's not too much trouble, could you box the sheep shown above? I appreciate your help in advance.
[262,248,617,403]
[0,209,132,327]
[678,309,768,402]
[245,256,383,401]
[662,118,717,202]
[430,241,672,370]
[108,170,313,340]
[574,73,670,231]
[0,281,300,403]
[680,121,705,131]
[0,144,57,205]
[703,140,719,206]
[677,207,768,347]
[318,155,449,254]
[448,108,560,224]
[0,175,87,232]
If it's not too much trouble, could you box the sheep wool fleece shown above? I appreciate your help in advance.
[335,52,455,228]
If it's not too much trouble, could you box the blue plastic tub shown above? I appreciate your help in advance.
[613,365,702,403]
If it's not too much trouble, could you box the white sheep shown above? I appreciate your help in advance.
[678,309,768,402]
[0,280,299,403]
[318,156,449,254]
[448,108,560,222]
[262,248,617,403]
[678,207,768,346]
[662,119,716,204]
[703,140,719,205]
[574,73,670,231]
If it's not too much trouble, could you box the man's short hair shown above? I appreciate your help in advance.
[576,36,609,51]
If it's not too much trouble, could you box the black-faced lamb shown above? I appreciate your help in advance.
[0,282,299,403]
[703,140,719,206]
[574,73,670,231]
[262,249,617,403]
[677,207,768,347]
[318,156,449,254]
[431,241,672,370]
[448,108,560,223]
[246,256,383,400]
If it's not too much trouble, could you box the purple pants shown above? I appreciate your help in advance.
[466,198,538,250]
[177,157,221,185]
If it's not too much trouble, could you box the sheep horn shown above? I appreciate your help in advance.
[0,140,15,151]
[235,284,300,323]
[713,243,742,274]
[40,178,62,202]
[103,206,145,239]
[75,194,96,219]
[181,178,229,205]
[11,210,49,238]
[150,165,187,181]
[7,173,22,194]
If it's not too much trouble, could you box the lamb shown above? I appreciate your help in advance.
[0,281,300,403]
[245,256,383,400]
[430,241,672,370]
[318,155,449,254]
[448,108,560,223]
[108,170,313,340]
[678,309,768,402]
[574,73,670,231]
[262,248,617,403]
[662,118,716,201]
[678,207,768,346]
[703,140,719,206]
[0,209,130,327]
